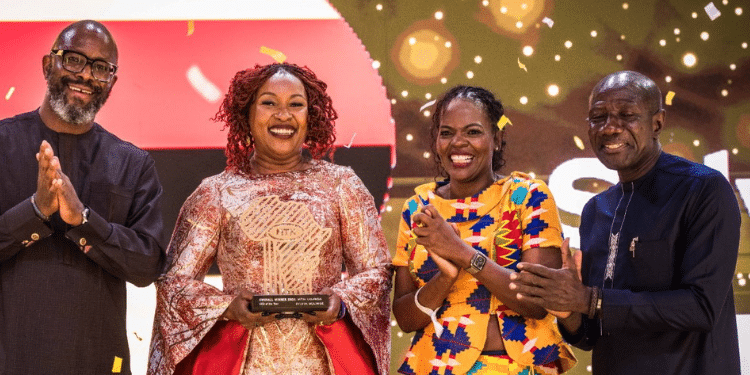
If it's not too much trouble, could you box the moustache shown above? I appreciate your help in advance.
[61,76,103,95]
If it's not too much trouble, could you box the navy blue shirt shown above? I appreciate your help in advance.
[0,111,168,375]
[563,152,741,375]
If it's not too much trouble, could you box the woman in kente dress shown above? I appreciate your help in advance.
[392,85,576,375]
[148,63,392,375]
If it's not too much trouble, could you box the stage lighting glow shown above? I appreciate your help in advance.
[682,52,697,67]
[547,84,560,97]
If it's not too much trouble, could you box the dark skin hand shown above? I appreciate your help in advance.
[412,204,557,318]
[35,140,86,225]
[509,238,590,333]
[393,204,561,351]
[222,287,342,330]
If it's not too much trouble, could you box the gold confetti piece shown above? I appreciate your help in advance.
[260,46,287,63]
[518,58,528,72]
[5,87,14,100]
[187,20,195,36]
[112,356,122,373]
[704,2,721,20]
[542,17,554,27]
[573,135,585,150]
[665,91,676,105]
[419,99,436,112]
[133,331,143,341]
[497,115,512,131]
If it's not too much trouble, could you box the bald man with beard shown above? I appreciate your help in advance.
[0,20,167,374]
[508,71,741,375]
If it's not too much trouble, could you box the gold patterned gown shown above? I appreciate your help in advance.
[148,160,392,375]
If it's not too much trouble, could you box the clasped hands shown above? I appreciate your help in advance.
[509,238,589,318]
[35,140,86,226]
[411,204,467,280]
[223,287,343,330]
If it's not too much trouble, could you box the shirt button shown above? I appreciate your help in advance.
[31,233,40,241]
[79,238,87,246]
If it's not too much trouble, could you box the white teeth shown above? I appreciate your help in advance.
[451,155,473,163]
[69,86,92,95]
[605,143,623,149]
[270,128,294,136]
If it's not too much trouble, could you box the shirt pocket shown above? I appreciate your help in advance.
[629,238,673,291]
[87,182,134,225]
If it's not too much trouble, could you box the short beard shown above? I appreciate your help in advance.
[46,76,110,125]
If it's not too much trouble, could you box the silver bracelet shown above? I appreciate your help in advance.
[30,194,50,221]
[414,287,444,337]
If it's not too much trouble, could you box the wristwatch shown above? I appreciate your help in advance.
[465,252,487,274]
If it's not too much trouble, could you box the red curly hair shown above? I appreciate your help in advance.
[213,63,337,175]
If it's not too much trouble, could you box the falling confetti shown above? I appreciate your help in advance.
[260,46,287,63]
[542,17,554,28]
[517,58,528,72]
[186,65,222,103]
[573,136,585,150]
[704,2,721,20]
[665,91,676,105]
[419,99,436,112]
[133,331,143,341]
[344,133,357,148]
[497,115,512,131]
[5,87,14,100]
[187,20,195,36]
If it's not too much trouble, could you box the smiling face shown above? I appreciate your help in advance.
[248,70,309,171]
[588,81,663,182]
[436,98,499,197]
[43,22,118,127]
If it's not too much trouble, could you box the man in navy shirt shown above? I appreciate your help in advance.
[509,71,741,375]
[0,21,167,374]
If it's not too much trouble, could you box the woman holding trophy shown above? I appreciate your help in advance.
[148,63,392,375]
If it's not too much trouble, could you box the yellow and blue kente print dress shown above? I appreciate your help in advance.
[393,172,576,375]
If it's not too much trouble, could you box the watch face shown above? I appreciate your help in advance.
[473,253,486,269]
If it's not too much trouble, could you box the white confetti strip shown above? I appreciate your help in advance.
[5,87,14,100]
[705,2,721,20]
[419,99,436,112]
[186,65,222,103]
[344,133,356,148]
[542,17,554,27]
